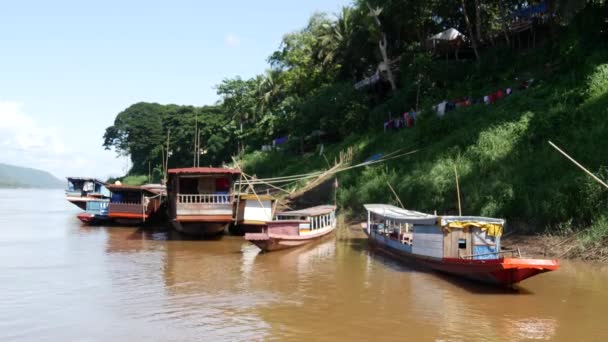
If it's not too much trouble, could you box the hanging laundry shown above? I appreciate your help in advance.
[506,88,513,95]
[410,110,417,125]
[484,95,490,105]
[436,101,447,117]
[496,89,505,100]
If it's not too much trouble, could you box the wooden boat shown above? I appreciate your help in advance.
[232,194,276,234]
[76,199,110,225]
[363,204,558,286]
[107,184,166,226]
[167,167,240,235]
[65,177,110,210]
[245,205,337,252]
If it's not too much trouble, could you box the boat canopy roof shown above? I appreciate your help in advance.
[66,177,106,184]
[364,204,437,224]
[440,216,505,226]
[106,184,165,195]
[364,204,505,226]
[239,194,274,201]
[168,167,240,176]
[278,205,336,217]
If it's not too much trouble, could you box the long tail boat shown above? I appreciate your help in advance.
[363,204,558,287]
[245,205,337,252]
[167,167,240,235]
[76,198,110,225]
[65,177,110,210]
[106,184,166,226]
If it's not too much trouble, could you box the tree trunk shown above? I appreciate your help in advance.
[474,0,482,43]
[366,3,397,91]
[498,0,511,46]
[379,33,397,91]
[461,0,480,62]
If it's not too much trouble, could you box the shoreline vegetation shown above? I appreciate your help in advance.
[102,2,608,261]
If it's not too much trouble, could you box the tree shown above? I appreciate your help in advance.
[461,0,481,62]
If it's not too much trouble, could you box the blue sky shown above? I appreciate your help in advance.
[0,0,349,179]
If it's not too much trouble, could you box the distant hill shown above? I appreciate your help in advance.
[0,163,64,189]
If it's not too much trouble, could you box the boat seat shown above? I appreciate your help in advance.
[401,233,413,245]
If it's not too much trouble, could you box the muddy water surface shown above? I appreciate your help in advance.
[1,189,607,341]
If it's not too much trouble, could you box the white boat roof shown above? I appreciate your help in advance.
[279,205,336,217]
[364,204,505,226]
[364,204,437,224]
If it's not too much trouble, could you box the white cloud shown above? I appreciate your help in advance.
[225,33,241,48]
[0,100,123,179]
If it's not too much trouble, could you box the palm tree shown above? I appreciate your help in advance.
[316,7,357,67]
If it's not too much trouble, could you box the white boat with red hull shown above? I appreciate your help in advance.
[246,205,337,252]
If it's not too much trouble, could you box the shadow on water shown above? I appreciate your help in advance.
[348,234,535,295]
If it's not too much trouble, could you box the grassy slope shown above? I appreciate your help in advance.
[242,46,608,246]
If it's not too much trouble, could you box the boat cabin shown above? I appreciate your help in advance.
[167,167,240,234]
[107,184,165,224]
[267,205,337,236]
[364,204,504,260]
[235,194,275,226]
[66,177,109,198]
[66,177,110,210]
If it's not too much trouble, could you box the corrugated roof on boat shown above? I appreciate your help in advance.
[168,167,240,175]
[364,204,437,224]
[278,205,337,217]
[364,204,505,226]
[441,216,505,226]
[106,184,166,195]
[66,177,106,184]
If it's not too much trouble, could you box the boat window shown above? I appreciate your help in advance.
[458,238,467,249]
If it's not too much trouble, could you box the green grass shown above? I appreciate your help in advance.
[242,46,608,235]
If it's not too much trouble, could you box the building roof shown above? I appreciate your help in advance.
[168,167,240,175]
[428,28,466,42]
[364,204,505,226]
[278,205,337,217]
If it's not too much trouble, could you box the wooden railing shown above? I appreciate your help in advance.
[177,194,233,204]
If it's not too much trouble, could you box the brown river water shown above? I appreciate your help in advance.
[1,189,607,341]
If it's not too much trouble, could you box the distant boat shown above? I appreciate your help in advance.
[363,204,558,287]
[245,205,337,252]
[167,167,240,235]
[106,184,166,226]
[233,193,276,234]
[65,177,110,210]
[76,198,110,225]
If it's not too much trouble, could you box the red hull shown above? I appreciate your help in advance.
[76,213,111,225]
[417,257,558,286]
[368,236,558,286]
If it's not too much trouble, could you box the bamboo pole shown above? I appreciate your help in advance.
[233,159,274,220]
[549,140,608,190]
[387,181,405,209]
[193,115,198,167]
[161,146,165,185]
[454,164,462,216]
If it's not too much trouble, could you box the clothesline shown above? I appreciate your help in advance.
[434,78,535,117]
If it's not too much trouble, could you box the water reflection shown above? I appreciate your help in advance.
[2,190,608,341]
